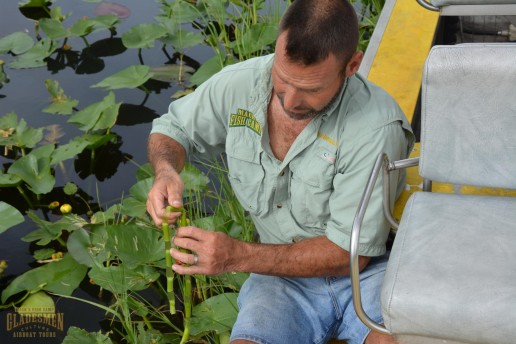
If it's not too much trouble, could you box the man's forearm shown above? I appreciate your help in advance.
[148,133,187,174]
[230,236,370,277]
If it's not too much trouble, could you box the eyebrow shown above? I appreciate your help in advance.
[276,73,324,93]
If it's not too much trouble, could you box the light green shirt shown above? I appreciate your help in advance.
[151,54,414,256]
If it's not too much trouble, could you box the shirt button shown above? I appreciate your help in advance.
[276,203,283,209]
[279,170,285,176]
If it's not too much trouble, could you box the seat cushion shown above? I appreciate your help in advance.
[381,192,516,344]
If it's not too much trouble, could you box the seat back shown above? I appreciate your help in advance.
[419,43,516,189]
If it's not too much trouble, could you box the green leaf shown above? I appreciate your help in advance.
[33,248,55,260]
[210,272,249,292]
[190,293,239,336]
[17,291,55,314]
[162,0,203,23]
[0,202,24,234]
[135,163,154,181]
[68,92,120,132]
[0,61,9,89]
[43,99,78,115]
[157,20,204,50]
[119,177,153,217]
[81,133,117,149]
[43,79,79,115]
[90,204,122,224]
[7,144,55,195]
[189,55,223,86]
[68,15,119,37]
[0,113,44,149]
[105,223,164,269]
[1,254,87,303]
[22,212,87,245]
[0,32,34,54]
[63,327,114,344]
[63,182,78,195]
[67,226,109,267]
[231,22,278,56]
[120,197,146,218]
[90,15,119,30]
[39,18,69,39]
[92,65,154,90]
[69,18,95,37]
[51,137,90,165]
[121,23,167,49]
[89,264,160,293]
[0,171,22,187]
[149,64,195,83]
[181,163,210,192]
[9,38,57,69]
[129,177,154,202]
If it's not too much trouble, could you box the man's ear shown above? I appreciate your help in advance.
[345,51,364,77]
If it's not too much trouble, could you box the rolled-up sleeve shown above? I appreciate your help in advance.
[150,70,244,160]
[326,121,411,256]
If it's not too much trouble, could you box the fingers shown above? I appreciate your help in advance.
[146,173,184,226]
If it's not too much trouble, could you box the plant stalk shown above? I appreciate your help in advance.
[162,206,176,314]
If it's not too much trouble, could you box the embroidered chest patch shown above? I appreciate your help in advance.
[229,108,262,135]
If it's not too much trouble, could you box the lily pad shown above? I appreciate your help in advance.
[17,291,55,315]
[69,16,119,37]
[0,201,24,234]
[230,22,278,56]
[0,32,34,54]
[189,55,223,87]
[121,23,167,49]
[22,212,87,245]
[88,264,160,293]
[67,226,109,267]
[68,92,121,132]
[105,223,164,269]
[181,163,210,192]
[7,144,55,195]
[149,64,195,83]
[51,137,91,165]
[43,79,79,115]
[92,65,154,90]
[39,18,69,40]
[0,112,44,151]
[190,293,239,336]
[1,254,87,303]
[0,172,22,187]
[63,327,114,344]
[9,38,57,69]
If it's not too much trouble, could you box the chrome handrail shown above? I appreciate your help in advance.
[350,154,420,334]
[416,0,440,11]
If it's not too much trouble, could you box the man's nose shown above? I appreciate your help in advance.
[282,86,301,110]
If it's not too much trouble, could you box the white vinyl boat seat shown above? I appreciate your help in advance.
[350,43,516,344]
[417,0,516,15]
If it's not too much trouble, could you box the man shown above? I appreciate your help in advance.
[146,0,414,343]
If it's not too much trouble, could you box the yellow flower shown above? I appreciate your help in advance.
[60,204,72,214]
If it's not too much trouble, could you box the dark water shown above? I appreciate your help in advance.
[0,1,213,342]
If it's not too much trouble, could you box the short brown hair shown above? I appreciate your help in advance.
[279,0,359,67]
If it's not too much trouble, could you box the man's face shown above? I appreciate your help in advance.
[271,32,347,121]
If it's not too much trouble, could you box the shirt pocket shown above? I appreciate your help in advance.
[289,148,336,228]
[226,143,265,216]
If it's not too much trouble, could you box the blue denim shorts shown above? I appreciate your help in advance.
[230,254,388,344]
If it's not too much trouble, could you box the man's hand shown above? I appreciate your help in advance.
[171,226,241,275]
[146,133,187,226]
[146,169,184,226]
